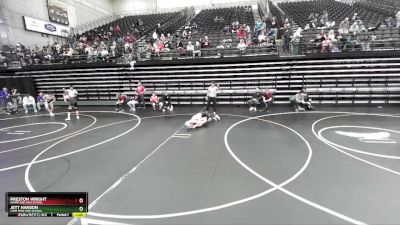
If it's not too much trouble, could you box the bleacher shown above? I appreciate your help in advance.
[83,11,182,39]
[278,0,391,28]
[8,55,400,106]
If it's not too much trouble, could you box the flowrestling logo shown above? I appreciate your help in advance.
[44,24,57,32]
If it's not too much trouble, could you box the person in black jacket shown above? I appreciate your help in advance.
[160,91,173,112]
[248,87,263,111]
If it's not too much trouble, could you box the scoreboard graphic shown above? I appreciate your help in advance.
[6,192,88,218]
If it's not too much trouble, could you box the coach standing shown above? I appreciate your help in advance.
[206,81,219,114]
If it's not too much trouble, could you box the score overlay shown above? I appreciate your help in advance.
[6,192,88,218]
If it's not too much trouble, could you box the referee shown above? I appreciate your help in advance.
[206,81,219,114]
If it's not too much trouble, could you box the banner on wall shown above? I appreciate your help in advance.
[23,16,71,37]
[47,0,69,25]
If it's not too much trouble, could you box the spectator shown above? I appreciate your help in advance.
[152,31,158,40]
[339,17,350,34]
[291,28,303,55]
[144,41,153,59]
[182,30,188,39]
[187,31,193,39]
[308,13,317,28]
[328,30,337,41]
[127,91,139,112]
[150,92,159,110]
[231,19,240,33]
[22,94,37,113]
[248,87,263,111]
[385,17,393,28]
[11,88,21,105]
[237,39,247,55]
[36,92,45,111]
[186,41,194,58]
[254,19,263,36]
[160,33,166,42]
[262,88,273,112]
[201,36,212,48]
[193,41,202,58]
[176,39,185,55]
[352,13,360,23]
[136,81,146,108]
[282,28,291,53]
[160,91,173,112]
[321,37,332,53]
[290,89,313,112]
[0,87,10,109]
[114,24,121,35]
[100,48,109,60]
[115,93,127,112]
[6,100,18,115]
[237,26,247,39]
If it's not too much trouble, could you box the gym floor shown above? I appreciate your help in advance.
[0,105,399,225]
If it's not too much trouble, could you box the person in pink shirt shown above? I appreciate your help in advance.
[136,81,146,108]
[150,92,159,110]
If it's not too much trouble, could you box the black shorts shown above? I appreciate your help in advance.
[68,97,78,109]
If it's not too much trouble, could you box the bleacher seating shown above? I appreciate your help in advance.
[278,0,391,29]
[83,11,182,39]
[9,56,400,105]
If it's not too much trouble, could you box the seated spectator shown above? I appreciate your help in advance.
[160,91,173,112]
[244,24,251,34]
[339,17,350,34]
[160,33,166,42]
[115,93,127,112]
[100,48,109,60]
[182,30,188,39]
[237,39,247,55]
[193,41,202,58]
[150,92,159,110]
[248,87,263,111]
[223,25,231,34]
[290,89,314,112]
[254,19,263,36]
[114,24,121,36]
[232,20,240,33]
[152,31,158,40]
[258,32,267,44]
[184,22,192,30]
[187,31,193,39]
[385,17,393,28]
[6,100,18,115]
[153,40,164,57]
[186,41,194,58]
[321,38,332,53]
[328,30,337,42]
[144,42,153,59]
[308,13,317,28]
[176,39,185,55]
[127,92,139,112]
[36,92,45,111]
[237,26,247,39]
[201,36,212,48]
[22,94,37,113]
[352,13,360,23]
[262,88,273,112]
